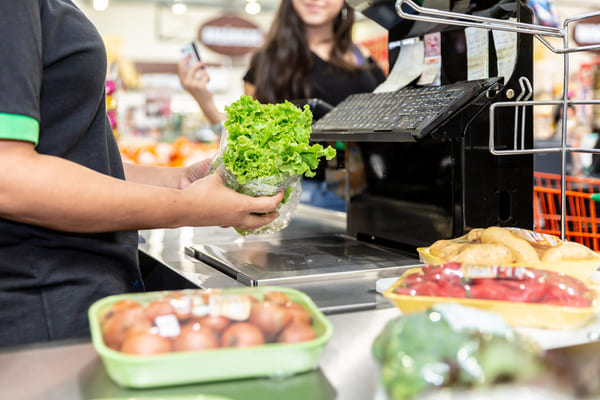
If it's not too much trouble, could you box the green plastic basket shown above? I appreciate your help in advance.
[93,396,232,400]
[88,286,334,389]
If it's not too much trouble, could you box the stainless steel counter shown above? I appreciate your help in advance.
[138,205,421,313]
[138,205,351,290]
[3,206,600,399]
[0,206,417,400]
[0,306,402,400]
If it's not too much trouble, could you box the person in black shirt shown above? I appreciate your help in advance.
[0,0,283,347]
[179,0,386,211]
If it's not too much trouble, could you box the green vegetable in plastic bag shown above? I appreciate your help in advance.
[372,306,548,400]
[213,96,336,235]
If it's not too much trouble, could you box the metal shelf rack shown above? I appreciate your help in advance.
[395,0,600,239]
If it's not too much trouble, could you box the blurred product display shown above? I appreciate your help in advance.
[119,136,218,167]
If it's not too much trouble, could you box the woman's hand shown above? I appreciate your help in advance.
[179,158,213,189]
[182,173,284,232]
[178,56,213,104]
[177,56,226,125]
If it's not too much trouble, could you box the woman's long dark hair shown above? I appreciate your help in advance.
[250,0,357,104]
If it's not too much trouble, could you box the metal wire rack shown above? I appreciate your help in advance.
[395,0,600,240]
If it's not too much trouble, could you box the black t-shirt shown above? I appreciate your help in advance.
[0,0,142,346]
[244,50,386,107]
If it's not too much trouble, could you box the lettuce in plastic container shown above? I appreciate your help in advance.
[212,96,336,235]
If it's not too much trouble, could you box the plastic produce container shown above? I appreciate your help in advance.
[89,286,333,388]
[417,227,600,281]
[417,244,600,280]
[384,267,600,330]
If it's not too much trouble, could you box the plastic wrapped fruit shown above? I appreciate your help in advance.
[97,288,322,355]
[89,286,333,388]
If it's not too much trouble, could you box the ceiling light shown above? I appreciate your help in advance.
[172,2,187,14]
[245,1,261,14]
[93,0,109,11]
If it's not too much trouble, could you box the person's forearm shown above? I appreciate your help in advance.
[0,152,189,233]
[123,162,185,189]
[178,60,225,125]
[196,97,226,126]
[0,140,286,234]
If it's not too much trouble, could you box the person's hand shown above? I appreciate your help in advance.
[183,172,285,232]
[178,56,213,105]
[179,158,213,189]
[177,57,226,125]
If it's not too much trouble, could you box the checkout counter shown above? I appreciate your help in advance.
[138,205,415,312]
[5,208,600,400]
[0,207,409,400]
[2,0,595,399]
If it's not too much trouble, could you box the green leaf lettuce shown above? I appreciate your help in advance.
[221,95,336,186]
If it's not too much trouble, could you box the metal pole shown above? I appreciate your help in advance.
[560,33,570,240]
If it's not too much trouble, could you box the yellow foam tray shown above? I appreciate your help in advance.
[383,267,600,330]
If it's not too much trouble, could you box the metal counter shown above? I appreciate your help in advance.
[0,206,417,400]
[137,205,421,313]
[137,205,351,290]
[0,305,402,400]
[4,206,600,399]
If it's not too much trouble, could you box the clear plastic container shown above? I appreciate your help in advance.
[417,227,600,280]
[384,267,600,330]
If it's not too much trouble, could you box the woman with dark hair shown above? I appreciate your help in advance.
[179,0,386,210]
[245,0,385,105]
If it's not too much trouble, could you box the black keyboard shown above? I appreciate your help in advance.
[311,77,502,139]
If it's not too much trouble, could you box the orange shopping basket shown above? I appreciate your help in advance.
[534,171,600,251]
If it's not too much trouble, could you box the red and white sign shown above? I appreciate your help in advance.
[573,16,600,52]
[198,15,264,57]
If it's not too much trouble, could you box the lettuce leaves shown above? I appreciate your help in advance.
[221,96,336,185]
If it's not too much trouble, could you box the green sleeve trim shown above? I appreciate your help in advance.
[0,113,39,145]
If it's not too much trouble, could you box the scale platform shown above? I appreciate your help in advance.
[185,234,420,286]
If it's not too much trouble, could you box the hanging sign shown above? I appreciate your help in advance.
[573,16,600,52]
[198,15,264,57]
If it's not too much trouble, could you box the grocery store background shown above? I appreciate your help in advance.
[73,0,600,174]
